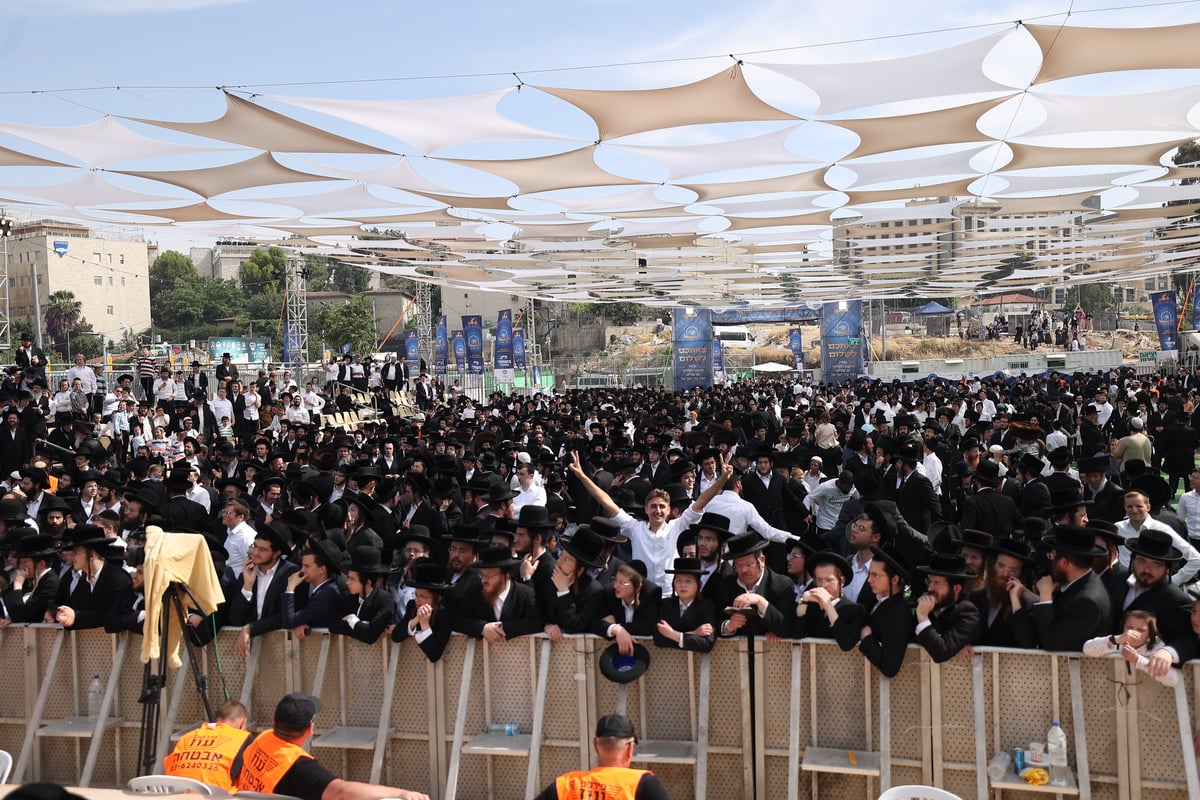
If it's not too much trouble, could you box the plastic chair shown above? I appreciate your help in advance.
[877,786,964,800]
[127,775,226,795]
[0,749,11,784]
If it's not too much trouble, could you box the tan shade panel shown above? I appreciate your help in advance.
[118,152,337,198]
[267,87,575,155]
[834,96,1014,160]
[842,178,977,206]
[248,183,439,218]
[975,190,1100,214]
[533,185,677,214]
[401,191,515,210]
[981,168,1142,196]
[512,222,610,239]
[1004,138,1190,172]
[130,93,391,154]
[117,202,259,224]
[534,64,797,141]
[758,30,1012,116]
[444,145,640,195]
[1028,22,1200,85]
[1108,182,1200,208]
[706,191,837,216]
[723,211,836,231]
[289,155,469,195]
[0,115,239,167]
[681,169,832,202]
[0,145,74,169]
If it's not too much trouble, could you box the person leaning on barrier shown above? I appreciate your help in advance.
[332,545,395,645]
[1009,524,1112,651]
[858,543,914,677]
[163,699,251,792]
[913,552,980,662]
[967,537,1037,648]
[653,557,717,652]
[792,550,865,649]
[54,524,132,630]
[593,560,661,655]
[717,531,795,639]
[104,544,146,634]
[1,531,60,624]
[228,522,301,656]
[235,692,428,800]
[541,524,608,641]
[1107,528,1196,673]
[452,545,543,641]
[536,713,669,800]
[391,559,453,662]
[282,539,347,638]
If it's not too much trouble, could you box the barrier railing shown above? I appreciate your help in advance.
[0,626,1194,799]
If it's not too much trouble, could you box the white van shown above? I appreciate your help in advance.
[715,325,756,349]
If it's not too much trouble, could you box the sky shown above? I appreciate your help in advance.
[3,0,1200,255]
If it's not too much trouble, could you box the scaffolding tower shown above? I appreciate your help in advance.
[414,281,433,366]
[0,215,12,352]
[284,252,308,373]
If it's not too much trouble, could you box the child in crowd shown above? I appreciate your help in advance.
[1083,610,1179,687]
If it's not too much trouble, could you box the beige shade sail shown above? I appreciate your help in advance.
[1004,138,1190,172]
[834,96,1015,160]
[1028,21,1200,85]
[443,145,641,196]
[9,170,187,208]
[117,152,338,198]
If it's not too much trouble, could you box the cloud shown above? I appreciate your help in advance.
[31,0,253,14]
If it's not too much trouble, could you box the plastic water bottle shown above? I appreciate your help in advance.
[484,723,518,735]
[86,675,103,719]
[987,751,1011,781]
[1046,720,1069,786]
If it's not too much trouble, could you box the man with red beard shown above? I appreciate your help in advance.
[967,537,1038,647]
[914,552,980,662]
[452,546,543,641]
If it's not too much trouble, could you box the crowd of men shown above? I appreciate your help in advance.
[3,348,1200,690]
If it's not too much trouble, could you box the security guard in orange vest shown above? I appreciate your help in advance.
[234,692,429,800]
[536,714,670,800]
[163,699,251,791]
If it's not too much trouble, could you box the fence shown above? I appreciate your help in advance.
[0,625,1195,799]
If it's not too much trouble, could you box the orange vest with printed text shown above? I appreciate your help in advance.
[555,765,651,800]
[163,721,251,791]
[233,730,312,794]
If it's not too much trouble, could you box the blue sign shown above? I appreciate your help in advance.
[789,327,805,368]
[672,308,713,391]
[1151,290,1179,353]
[712,339,725,381]
[463,315,484,375]
[434,316,448,376]
[821,301,864,383]
[494,309,514,382]
[452,330,466,372]
[711,305,821,324]
[513,328,527,371]
[53,240,69,257]
[283,323,303,366]
[404,329,421,372]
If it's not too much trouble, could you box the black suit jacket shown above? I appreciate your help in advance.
[281,580,345,631]
[452,580,543,639]
[916,600,979,663]
[226,560,301,636]
[967,586,1037,648]
[793,598,865,650]
[653,596,718,652]
[332,587,395,644]
[716,568,795,638]
[893,472,942,536]
[391,599,453,662]
[958,489,1023,538]
[741,471,789,531]
[62,562,133,630]
[543,572,606,634]
[1085,480,1126,524]
[1011,570,1110,651]
[1107,578,1196,663]
[104,587,146,634]
[1018,477,1053,519]
[3,567,60,623]
[0,425,32,473]
[858,593,912,677]
[591,582,662,637]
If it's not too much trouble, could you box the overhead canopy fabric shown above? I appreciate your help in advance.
[0,20,1199,307]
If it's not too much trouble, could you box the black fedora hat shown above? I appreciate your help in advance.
[486,478,517,503]
[598,642,651,684]
[399,525,436,551]
[1046,488,1093,516]
[60,524,109,550]
[309,538,344,575]
[590,516,628,545]
[869,542,912,583]
[515,504,554,530]
[1085,519,1123,546]
[0,497,27,522]
[346,545,392,575]
[1124,528,1183,566]
[990,537,1031,562]
[862,501,897,542]
[969,460,1001,486]
[1016,453,1046,476]
[122,487,160,515]
[662,483,691,507]
[1043,524,1106,558]
[446,523,483,544]
[256,521,293,553]
[918,552,976,581]
[665,557,705,576]
[807,550,852,582]
[407,559,451,592]
[724,531,769,561]
[893,440,922,464]
[1045,446,1073,467]
[959,529,994,552]
[473,545,521,569]
[561,525,607,569]
[695,512,735,540]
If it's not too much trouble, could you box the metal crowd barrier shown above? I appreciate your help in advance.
[0,626,1195,799]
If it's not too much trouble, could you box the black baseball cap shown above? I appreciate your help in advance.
[274,692,322,734]
[595,713,637,742]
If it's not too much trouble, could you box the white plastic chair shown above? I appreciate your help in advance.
[0,749,11,784]
[877,786,964,800]
[127,774,226,795]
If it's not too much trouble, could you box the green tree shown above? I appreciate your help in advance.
[328,260,372,294]
[1063,281,1115,314]
[1172,140,1200,184]
[313,294,378,356]
[44,290,83,351]
[241,246,287,295]
[599,301,645,325]
[154,278,247,330]
[149,250,198,303]
[303,254,332,292]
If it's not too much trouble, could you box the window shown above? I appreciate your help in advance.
[94,276,103,286]
[119,254,125,264]
[106,305,114,315]
[108,276,113,286]
[121,277,126,287]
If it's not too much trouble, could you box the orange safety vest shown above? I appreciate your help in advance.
[163,722,251,792]
[555,765,651,800]
[233,730,313,795]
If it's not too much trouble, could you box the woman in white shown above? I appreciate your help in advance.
[1082,610,1179,687]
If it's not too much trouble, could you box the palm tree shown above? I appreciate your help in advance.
[44,290,82,350]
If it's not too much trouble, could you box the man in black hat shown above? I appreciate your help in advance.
[739,446,790,533]
[859,543,914,677]
[453,545,543,641]
[392,560,453,662]
[914,553,980,662]
[1,533,60,624]
[535,713,669,800]
[1014,452,1052,519]
[958,460,1022,539]
[1042,446,1081,496]
[541,525,607,640]
[235,692,428,800]
[282,540,346,638]
[1010,524,1111,651]
[1079,455,1125,523]
[229,522,301,656]
[161,467,210,532]
[654,557,717,652]
[54,525,133,630]
[1107,528,1196,675]
[793,550,864,648]
[717,531,795,638]
[968,537,1037,648]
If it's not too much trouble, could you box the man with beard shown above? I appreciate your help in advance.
[1,533,60,624]
[443,525,482,609]
[1010,524,1110,651]
[1090,520,1129,596]
[540,525,607,641]
[914,552,980,662]
[38,495,71,542]
[54,525,133,630]
[792,550,864,648]
[969,537,1038,647]
[695,515,732,603]
[119,488,158,541]
[18,467,50,519]
[452,545,543,641]
[717,531,796,639]
[1107,528,1196,675]
[1078,456,1125,524]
